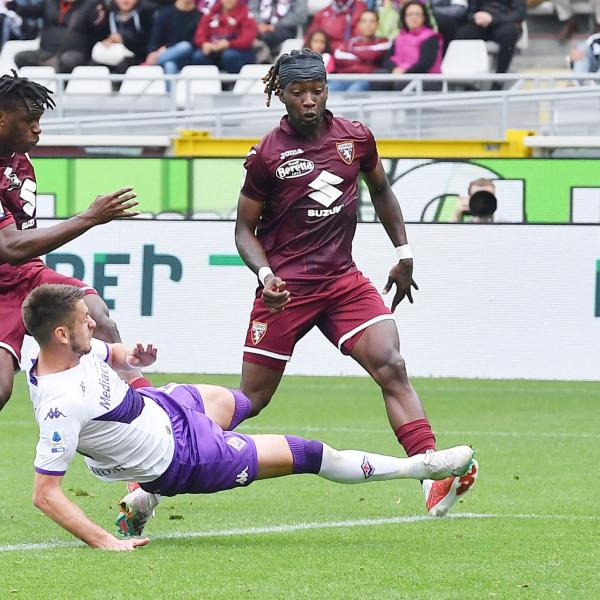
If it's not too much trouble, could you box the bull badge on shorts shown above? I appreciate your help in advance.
[336,141,355,165]
[251,321,268,345]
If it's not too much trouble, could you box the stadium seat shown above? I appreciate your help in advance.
[0,38,40,75]
[18,66,57,93]
[233,64,269,95]
[120,65,167,96]
[176,65,221,109]
[441,40,490,76]
[278,38,304,57]
[65,66,112,95]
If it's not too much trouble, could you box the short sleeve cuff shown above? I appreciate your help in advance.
[34,466,66,476]
[0,215,16,230]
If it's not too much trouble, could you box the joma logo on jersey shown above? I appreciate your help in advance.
[279,148,304,160]
[276,158,314,180]
[251,321,267,345]
[307,205,343,217]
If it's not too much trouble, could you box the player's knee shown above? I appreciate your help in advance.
[377,352,410,387]
[243,391,272,417]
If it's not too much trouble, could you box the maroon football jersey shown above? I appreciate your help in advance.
[241,110,379,286]
[0,153,38,269]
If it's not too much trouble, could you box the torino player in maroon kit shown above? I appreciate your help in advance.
[234,50,479,517]
[0,72,148,410]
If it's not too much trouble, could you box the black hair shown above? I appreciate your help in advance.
[399,1,435,31]
[262,48,325,107]
[0,70,55,112]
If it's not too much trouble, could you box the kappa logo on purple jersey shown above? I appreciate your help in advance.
[251,321,268,345]
[361,455,375,479]
[336,141,355,165]
[44,407,66,420]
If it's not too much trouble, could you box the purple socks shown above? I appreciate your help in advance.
[285,435,324,474]
[228,389,253,430]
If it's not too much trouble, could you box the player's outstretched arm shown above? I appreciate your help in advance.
[0,187,138,265]
[32,472,149,551]
[363,161,418,310]
[235,192,290,312]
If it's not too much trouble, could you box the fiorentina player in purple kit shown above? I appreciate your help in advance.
[234,49,479,517]
[23,284,474,549]
[0,72,149,411]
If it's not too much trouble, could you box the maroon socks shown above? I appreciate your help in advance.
[395,418,436,456]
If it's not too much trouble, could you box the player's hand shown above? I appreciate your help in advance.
[84,187,139,224]
[99,537,150,551]
[262,275,291,313]
[382,259,418,311]
[126,343,157,368]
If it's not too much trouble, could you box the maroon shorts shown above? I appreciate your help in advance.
[243,270,394,371]
[0,259,97,366]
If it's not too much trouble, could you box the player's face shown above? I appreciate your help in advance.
[68,300,96,357]
[281,80,328,133]
[0,104,43,154]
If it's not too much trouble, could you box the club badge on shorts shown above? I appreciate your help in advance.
[336,141,354,165]
[251,321,268,345]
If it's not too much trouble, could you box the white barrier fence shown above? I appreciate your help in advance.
[21,220,600,380]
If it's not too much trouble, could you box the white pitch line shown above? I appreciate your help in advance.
[1,512,600,554]
[238,425,600,438]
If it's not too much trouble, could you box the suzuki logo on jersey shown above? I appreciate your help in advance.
[4,167,21,191]
[251,321,267,345]
[307,205,343,218]
[276,158,315,180]
[279,148,304,160]
[44,408,66,420]
[336,141,355,165]
[308,170,344,207]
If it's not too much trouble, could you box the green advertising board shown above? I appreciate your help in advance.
[32,157,600,223]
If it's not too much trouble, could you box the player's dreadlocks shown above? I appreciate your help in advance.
[0,70,55,112]
[262,49,327,108]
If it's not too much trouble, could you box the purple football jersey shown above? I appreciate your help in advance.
[241,110,379,286]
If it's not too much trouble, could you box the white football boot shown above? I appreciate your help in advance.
[420,445,475,480]
[423,459,479,517]
[116,487,161,537]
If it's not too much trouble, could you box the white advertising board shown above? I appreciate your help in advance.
[22,221,600,380]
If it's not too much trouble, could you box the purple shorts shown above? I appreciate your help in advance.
[138,384,258,497]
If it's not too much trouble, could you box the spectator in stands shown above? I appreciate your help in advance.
[329,10,389,91]
[455,0,524,77]
[569,31,600,73]
[144,0,200,74]
[305,0,368,52]
[0,0,22,50]
[377,0,402,39]
[190,0,257,73]
[383,0,442,89]
[249,0,307,61]
[9,0,104,73]
[91,0,153,73]
[553,0,600,42]
[451,178,497,223]
[306,28,335,70]
[429,0,468,48]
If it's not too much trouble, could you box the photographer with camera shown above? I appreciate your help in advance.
[451,177,497,223]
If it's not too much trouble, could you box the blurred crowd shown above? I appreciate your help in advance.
[3,0,586,87]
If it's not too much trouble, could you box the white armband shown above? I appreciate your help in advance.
[258,266,274,286]
[395,244,413,261]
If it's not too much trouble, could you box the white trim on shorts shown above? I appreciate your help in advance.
[336,314,396,350]
[243,347,292,362]
[0,342,20,367]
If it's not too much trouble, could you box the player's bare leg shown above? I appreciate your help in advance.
[349,320,427,429]
[239,360,284,417]
[191,384,236,430]
[0,349,16,411]
[350,319,478,515]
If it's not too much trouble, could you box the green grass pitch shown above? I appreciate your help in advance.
[0,373,598,599]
